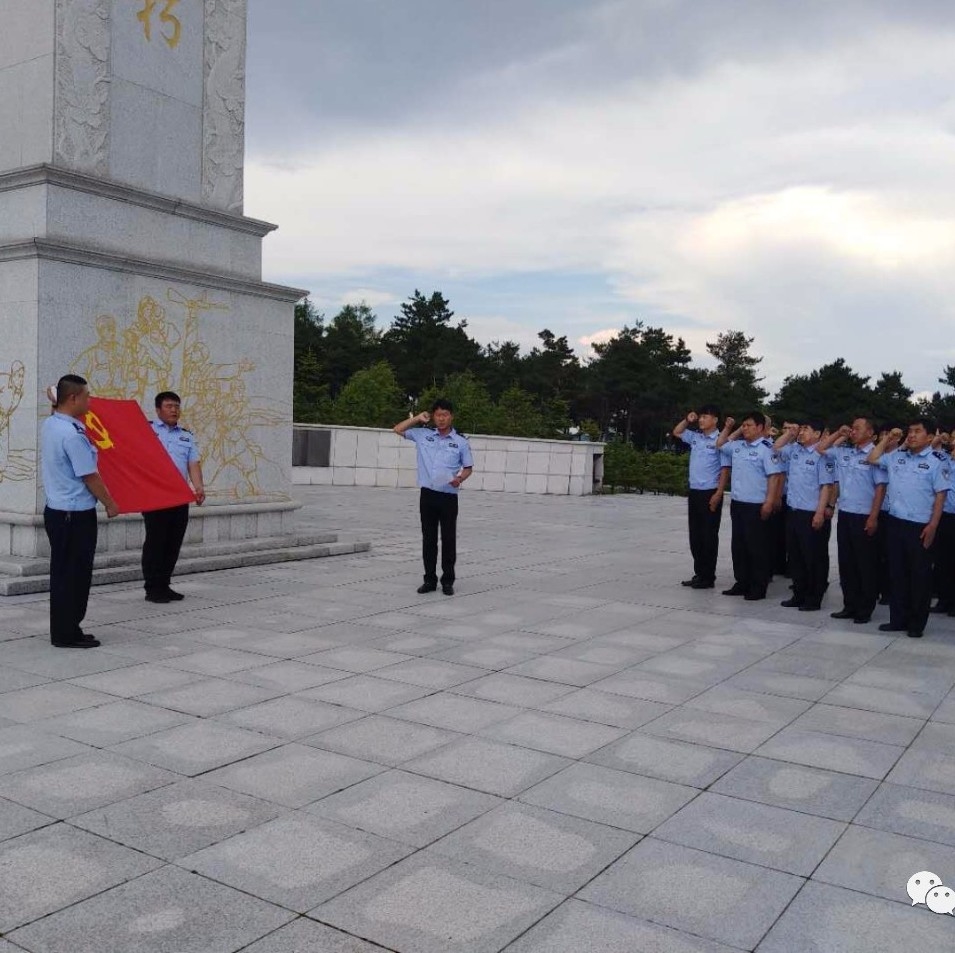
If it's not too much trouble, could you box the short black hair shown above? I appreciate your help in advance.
[155,391,182,408]
[742,411,766,428]
[431,398,454,414]
[56,374,87,405]
[909,416,937,434]
[852,415,878,433]
[698,404,721,419]
[805,419,826,434]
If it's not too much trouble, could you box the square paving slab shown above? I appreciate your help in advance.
[579,838,804,949]
[307,769,501,847]
[181,813,412,912]
[756,880,955,952]
[0,823,162,932]
[7,864,294,953]
[503,898,744,953]
[428,801,638,893]
[71,778,285,860]
[314,851,563,953]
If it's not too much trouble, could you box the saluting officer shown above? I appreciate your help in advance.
[930,429,955,616]
[774,420,835,611]
[41,375,119,648]
[868,417,949,638]
[142,391,205,603]
[394,399,474,596]
[718,411,785,601]
[673,404,727,589]
[818,417,887,624]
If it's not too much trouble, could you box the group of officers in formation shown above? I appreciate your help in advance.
[674,407,954,639]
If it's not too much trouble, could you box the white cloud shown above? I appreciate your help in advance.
[246,11,955,394]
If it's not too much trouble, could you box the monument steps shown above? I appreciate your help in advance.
[0,536,371,596]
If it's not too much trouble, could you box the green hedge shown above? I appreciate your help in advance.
[603,444,691,496]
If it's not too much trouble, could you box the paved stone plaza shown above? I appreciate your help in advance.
[3,486,955,952]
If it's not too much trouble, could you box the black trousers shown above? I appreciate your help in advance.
[142,504,190,593]
[786,509,831,607]
[877,515,892,603]
[932,511,955,610]
[420,488,458,585]
[730,500,771,597]
[837,511,879,619]
[887,515,935,634]
[770,502,789,576]
[687,489,722,583]
[44,507,97,644]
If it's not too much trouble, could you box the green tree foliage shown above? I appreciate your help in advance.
[770,359,873,425]
[494,385,548,438]
[693,330,768,412]
[331,361,405,428]
[870,371,918,426]
[481,340,523,399]
[382,291,483,398]
[323,303,382,399]
[419,371,498,436]
[584,324,692,445]
[292,349,332,423]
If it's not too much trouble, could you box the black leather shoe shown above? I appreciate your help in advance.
[798,603,822,612]
[145,592,172,603]
[744,591,766,601]
[164,588,185,601]
[878,623,905,632]
[52,636,100,648]
[722,586,746,596]
[930,604,952,614]
[780,598,803,608]
[830,609,855,619]
[853,616,871,624]
[442,584,454,596]
[681,577,701,587]
[908,629,924,638]
[417,583,437,594]
[690,579,715,589]
[878,597,890,606]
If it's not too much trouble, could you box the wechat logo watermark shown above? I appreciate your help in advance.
[907,871,955,915]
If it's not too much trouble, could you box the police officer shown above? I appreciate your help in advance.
[774,420,835,611]
[393,399,474,596]
[817,417,887,623]
[930,429,955,616]
[868,418,949,638]
[41,374,119,648]
[142,391,205,603]
[718,411,785,600]
[673,404,727,589]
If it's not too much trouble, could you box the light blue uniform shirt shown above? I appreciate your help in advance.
[680,428,722,490]
[727,438,785,504]
[404,427,474,494]
[941,454,955,515]
[780,443,835,512]
[151,420,200,482]
[40,412,98,510]
[877,447,950,523]
[830,442,888,515]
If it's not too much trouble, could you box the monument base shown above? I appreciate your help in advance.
[0,502,370,595]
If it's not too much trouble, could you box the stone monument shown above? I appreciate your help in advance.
[0,0,367,594]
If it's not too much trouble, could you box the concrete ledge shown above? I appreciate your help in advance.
[0,538,372,595]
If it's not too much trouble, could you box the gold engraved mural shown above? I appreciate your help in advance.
[72,289,285,500]
[0,360,36,483]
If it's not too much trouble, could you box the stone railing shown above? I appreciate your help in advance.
[293,425,604,495]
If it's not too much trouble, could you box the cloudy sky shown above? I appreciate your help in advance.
[243,0,955,397]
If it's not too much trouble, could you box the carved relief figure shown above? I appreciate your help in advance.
[55,0,111,175]
[203,0,246,212]
[72,289,284,499]
[0,360,37,483]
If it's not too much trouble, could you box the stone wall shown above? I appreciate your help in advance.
[292,425,604,496]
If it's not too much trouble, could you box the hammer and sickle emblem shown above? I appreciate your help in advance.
[84,412,114,451]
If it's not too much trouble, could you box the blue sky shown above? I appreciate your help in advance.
[243,0,955,396]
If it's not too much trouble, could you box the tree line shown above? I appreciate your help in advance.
[293,289,955,445]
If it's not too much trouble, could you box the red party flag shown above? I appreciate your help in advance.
[86,397,195,514]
